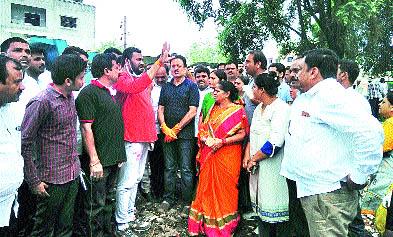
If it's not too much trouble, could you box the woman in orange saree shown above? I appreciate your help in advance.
[188,81,248,237]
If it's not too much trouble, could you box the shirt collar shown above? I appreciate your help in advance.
[170,77,188,86]
[304,78,336,96]
[48,83,67,98]
[91,79,117,96]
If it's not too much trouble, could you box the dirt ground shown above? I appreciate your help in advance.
[132,197,258,237]
[131,195,380,237]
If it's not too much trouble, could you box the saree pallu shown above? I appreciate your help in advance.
[188,104,248,237]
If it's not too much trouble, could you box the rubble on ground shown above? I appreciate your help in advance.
[124,195,380,237]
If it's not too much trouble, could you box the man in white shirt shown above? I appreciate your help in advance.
[26,46,52,90]
[0,55,25,236]
[0,37,31,127]
[337,59,371,236]
[281,48,384,236]
[337,59,371,113]
[148,66,168,199]
[194,65,212,136]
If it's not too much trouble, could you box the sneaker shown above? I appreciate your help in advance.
[130,219,150,232]
[117,223,129,232]
[242,211,258,220]
[180,205,190,218]
[158,200,171,212]
[116,223,138,237]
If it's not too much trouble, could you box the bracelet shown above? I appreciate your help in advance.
[154,60,163,67]
[89,160,100,167]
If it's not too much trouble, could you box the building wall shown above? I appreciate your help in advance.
[0,0,95,51]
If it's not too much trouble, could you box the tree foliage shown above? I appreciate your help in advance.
[175,0,393,75]
[94,40,123,53]
[186,41,228,65]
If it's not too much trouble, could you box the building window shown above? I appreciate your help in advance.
[61,16,77,28]
[11,4,46,27]
[25,12,40,26]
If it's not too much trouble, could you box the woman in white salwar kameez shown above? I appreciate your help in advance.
[243,73,290,237]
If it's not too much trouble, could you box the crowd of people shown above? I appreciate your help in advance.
[0,36,392,237]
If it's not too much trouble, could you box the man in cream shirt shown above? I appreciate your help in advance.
[281,48,383,236]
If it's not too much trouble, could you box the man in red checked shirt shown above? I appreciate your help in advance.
[21,54,86,237]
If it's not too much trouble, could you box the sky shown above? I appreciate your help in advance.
[83,0,218,56]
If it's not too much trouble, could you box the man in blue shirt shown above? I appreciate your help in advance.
[268,62,292,103]
[281,48,383,236]
[158,55,199,213]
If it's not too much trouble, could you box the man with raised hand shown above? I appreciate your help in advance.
[114,43,170,233]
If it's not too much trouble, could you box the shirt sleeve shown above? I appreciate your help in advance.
[21,98,49,187]
[260,102,290,157]
[76,89,96,124]
[318,89,384,185]
[188,82,200,107]
[114,72,152,94]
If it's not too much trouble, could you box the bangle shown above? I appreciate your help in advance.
[89,160,100,167]
[154,60,163,67]
[222,138,227,144]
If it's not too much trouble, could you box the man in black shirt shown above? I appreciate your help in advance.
[75,53,127,236]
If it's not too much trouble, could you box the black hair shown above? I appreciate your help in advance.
[116,55,124,65]
[338,59,359,85]
[62,46,88,59]
[122,47,141,62]
[225,62,238,69]
[211,69,227,81]
[51,54,86,85]
[30,45,45,55]
[387,91,393,105]
[103,47,122,56]
[0,55,22,84]
[194,65,210,76]
[217,80,238,102]
[170,54,187,68]
[254,72,281,96]
[238,75,250,85]
[301,48,338,80]
[248,50,267,70]
[269,62,286,74]
[91,53,117,78]
[217,63,225,69]
[1,37,28,52]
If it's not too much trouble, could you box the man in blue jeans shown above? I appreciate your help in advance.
[158,55,199,213]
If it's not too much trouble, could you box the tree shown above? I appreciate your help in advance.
[186,41,228,65]
[175,0,392,75]
[94,40,123,53]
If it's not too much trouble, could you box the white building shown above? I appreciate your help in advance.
[0,0,95,50]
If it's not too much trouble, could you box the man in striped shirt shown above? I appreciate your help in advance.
[21,54,86,237]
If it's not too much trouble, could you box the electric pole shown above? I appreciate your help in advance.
[120,16,128,49]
